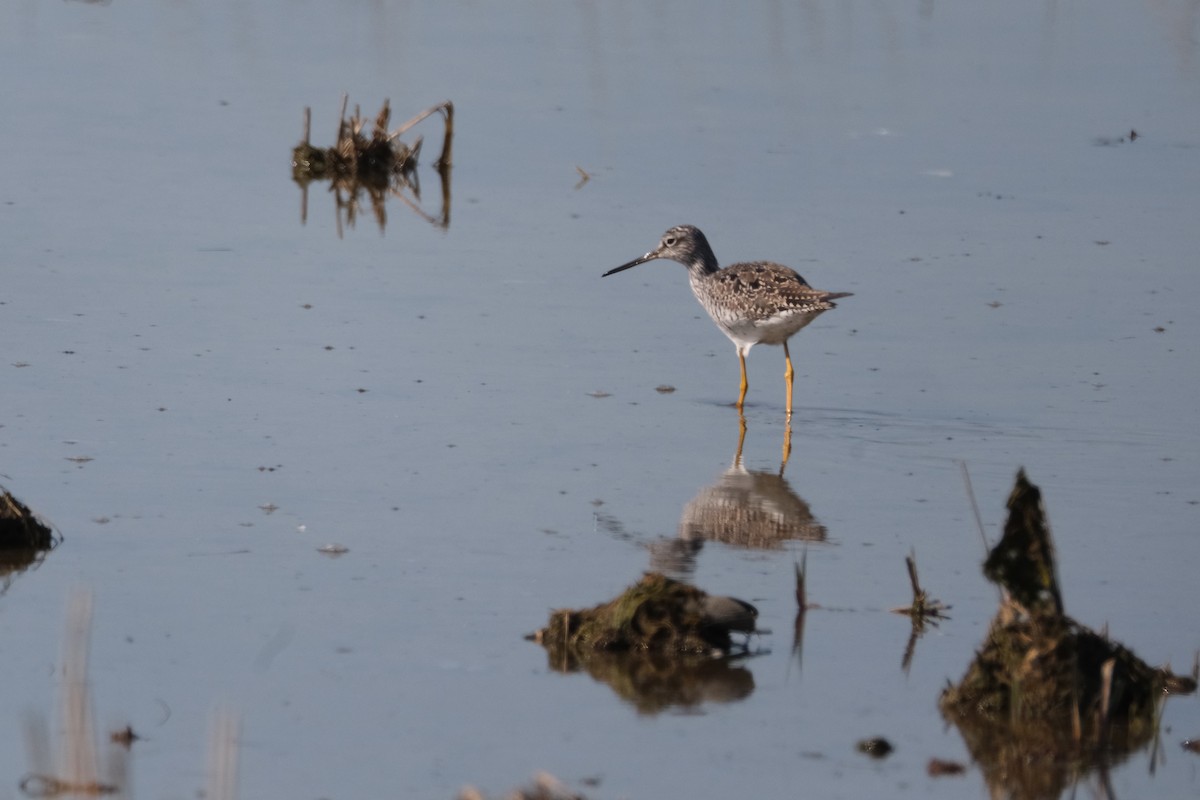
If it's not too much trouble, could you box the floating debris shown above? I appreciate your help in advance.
[291,96,453,236]
[940,469,1194,798]
[926,758,966,776]
[317,543,350,557]
[108,726,140,750]
[1093,128,1139,146]
[573,166,591,190]
[856,737,893,759]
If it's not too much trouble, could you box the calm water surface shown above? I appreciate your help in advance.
[2,2,1198,798]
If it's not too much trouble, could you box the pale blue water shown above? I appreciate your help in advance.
[2,2,1198,798]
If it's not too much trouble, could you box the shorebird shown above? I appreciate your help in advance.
[603,225,851,415]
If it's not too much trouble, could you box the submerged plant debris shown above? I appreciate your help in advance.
[940,469,1194,799]
[291,96,453,235]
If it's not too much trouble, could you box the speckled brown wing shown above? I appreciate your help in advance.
[712,261,850,322]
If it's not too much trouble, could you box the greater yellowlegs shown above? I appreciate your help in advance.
[603,225,851,415]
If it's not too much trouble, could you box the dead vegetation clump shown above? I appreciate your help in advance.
[527,573,765,711]
[940,469,1194,797]
[0,487,57,551]
[291,96,451,186]
[1,487,60,592]
[531,572,756,659]
[291,96,453,234]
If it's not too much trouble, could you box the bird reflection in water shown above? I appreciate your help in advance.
[651,415,827,578]
[593,415,831,681]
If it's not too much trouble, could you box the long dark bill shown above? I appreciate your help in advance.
[602,252,655,277]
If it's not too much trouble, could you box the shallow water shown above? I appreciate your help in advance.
[2,1,1199,798]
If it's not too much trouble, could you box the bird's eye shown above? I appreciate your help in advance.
[664,236,676,247]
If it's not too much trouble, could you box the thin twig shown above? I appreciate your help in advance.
[959,460,989,555]
[389,100,451,141]
[891,550,950,621]
[336,93,349,143]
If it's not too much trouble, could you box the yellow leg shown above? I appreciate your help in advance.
[783,342,795,417]
[736,349,749,409]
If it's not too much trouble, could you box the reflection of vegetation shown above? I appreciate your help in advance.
[22,592,241,800]
[543,647,754,716]
[0,486,60,595]
[21,591,126,798]
[291,97,453,236]
[940,470,1194,800]
[530,573,759,714]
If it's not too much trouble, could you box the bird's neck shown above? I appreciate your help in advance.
[686,248,721,278]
